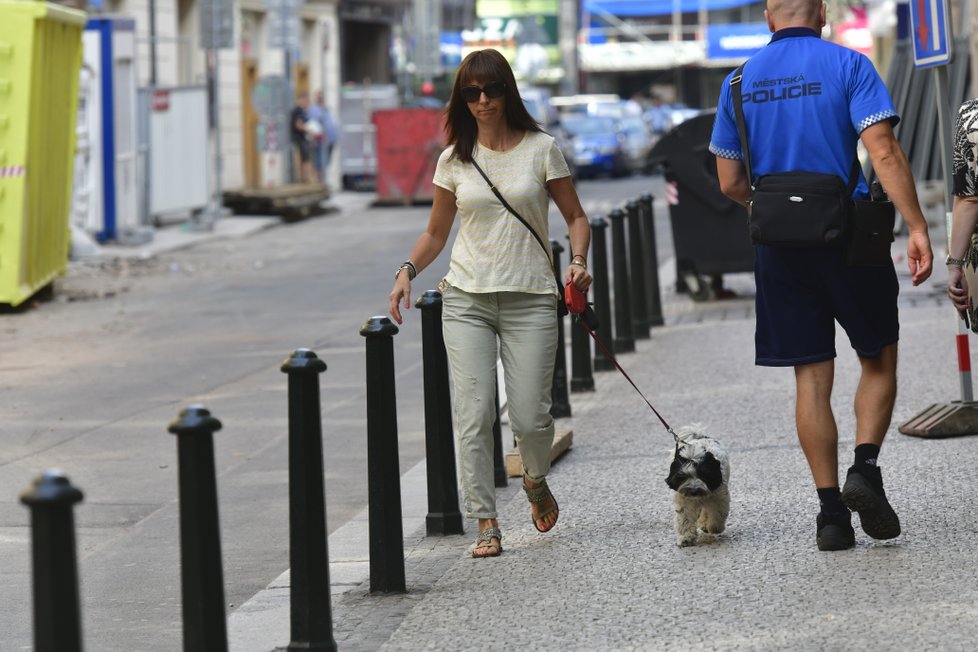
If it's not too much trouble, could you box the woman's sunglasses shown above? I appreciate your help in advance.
[460,81,506,103]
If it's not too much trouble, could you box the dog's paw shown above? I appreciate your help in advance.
[701,523,726,535]
[677,534,698,547]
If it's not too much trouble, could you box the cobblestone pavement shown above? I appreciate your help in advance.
[231,226,978,651]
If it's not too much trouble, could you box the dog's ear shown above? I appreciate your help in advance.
[665,456,684,490]
[696,452,723,491]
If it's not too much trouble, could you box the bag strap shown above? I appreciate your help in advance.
[730,64,861,195]
[730,64,754,187]
[470,156,555,266]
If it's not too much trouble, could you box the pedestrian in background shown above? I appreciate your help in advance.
[945,98,978,324]
[387,48,592,558]
[710,0,933,551]
[291,91,314,183]
[306,90,339,184]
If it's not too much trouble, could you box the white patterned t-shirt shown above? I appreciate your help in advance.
[432,130,571,295]
[953,98,978,197]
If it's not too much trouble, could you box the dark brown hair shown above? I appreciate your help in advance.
[444,49,542,163]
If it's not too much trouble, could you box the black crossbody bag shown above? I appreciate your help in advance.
[730,64,857,248]
[730,64,895,265]
[469,157,597,326]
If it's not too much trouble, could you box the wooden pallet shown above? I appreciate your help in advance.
[504,428,574,477]
[223,183,331,222]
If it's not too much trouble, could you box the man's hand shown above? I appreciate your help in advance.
[906,229,933,286]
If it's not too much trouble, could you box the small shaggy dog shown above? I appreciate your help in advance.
[664,427,730,546]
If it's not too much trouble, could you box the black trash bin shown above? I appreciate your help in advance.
[648,110,754,301]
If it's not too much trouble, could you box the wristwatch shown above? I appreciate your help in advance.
[946,255,966,267]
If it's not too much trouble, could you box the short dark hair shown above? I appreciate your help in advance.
[444,49,542,163]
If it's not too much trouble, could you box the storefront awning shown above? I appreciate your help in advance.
[584,0,759,17]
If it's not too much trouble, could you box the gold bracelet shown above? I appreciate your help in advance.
[570,255,587,269]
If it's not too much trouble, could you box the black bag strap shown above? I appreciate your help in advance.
[730,64,860,195]
[470,156,555,267]
[730,64,754,187]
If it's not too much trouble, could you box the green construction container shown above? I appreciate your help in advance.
[0,1,85,307]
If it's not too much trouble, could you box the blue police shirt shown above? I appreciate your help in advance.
[709,27,898,199]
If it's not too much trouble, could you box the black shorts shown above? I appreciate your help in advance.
[294,140,311,162]
[754,244,899,367]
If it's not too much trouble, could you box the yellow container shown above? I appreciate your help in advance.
[0,1,85,307]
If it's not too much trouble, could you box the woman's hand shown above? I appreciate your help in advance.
[947,264,969,317]
[389,272,412,325]
[565,262,592,293]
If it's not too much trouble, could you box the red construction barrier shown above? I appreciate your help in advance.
[373,108,446,205]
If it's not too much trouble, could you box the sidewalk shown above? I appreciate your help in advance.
[226,226,978,650]
[72,191,377,262]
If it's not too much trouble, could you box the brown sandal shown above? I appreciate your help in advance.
[472,527,503,558]
[523,478,559,533]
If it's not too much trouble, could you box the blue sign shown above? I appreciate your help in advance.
[706,23,771,60]
[440,33,462,67]
[909,0,952,67]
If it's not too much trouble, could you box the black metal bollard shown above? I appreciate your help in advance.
[626,200,650,339]
[493,387,508,487]
[609,208,635,354]
[590,216,616,372]
[416,291,465,535]
[359,316,406,593]
[640,193,665,327]
[567,237,594,392]
[20,470,84,652]
[168,405,228,652]
[280,349,337,652]
[550,239,572,418]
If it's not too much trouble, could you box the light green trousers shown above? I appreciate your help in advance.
[441,285,557,519]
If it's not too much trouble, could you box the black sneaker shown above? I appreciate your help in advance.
[816,510,855,550]
[841,464,901,540]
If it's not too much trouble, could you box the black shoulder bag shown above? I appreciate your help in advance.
[730,64,859,248]
[730,65,895,264]
[469,157,597,325]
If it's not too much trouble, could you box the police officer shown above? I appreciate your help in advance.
[710,0,933,551]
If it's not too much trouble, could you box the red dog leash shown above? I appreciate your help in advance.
[564,284,678,441]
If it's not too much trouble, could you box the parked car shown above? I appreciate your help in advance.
[616,116,655,174]
[521,87,559,128]
[666,104,702,130]
[550,93,621,118]
[523,92,578,179]
[561,115,629,178]
[644,101,701,135]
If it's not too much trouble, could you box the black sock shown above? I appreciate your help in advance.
[854,443,880,467]
[817,487,844,515]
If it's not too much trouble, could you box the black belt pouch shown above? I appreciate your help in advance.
[846,199,895,266]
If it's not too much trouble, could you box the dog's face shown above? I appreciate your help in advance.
[665,433,725,497]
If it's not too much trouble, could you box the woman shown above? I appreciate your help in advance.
[947,98,978,325]
[388,49,592,558]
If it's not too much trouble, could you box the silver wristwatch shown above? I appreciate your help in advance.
[946,255,966,267]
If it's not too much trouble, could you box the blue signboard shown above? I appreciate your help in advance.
[908,0,951,67]
[706,23,771,60]
[441,32,462,67]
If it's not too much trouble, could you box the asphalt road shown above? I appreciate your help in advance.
[0,173,668,651]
